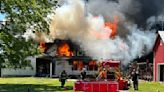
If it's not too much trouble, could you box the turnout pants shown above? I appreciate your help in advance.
[133,81,138,90]
[61,79,66,87]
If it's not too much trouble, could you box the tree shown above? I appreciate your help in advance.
[0,0,57,69]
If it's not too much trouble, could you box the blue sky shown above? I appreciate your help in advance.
[0,14,5,21]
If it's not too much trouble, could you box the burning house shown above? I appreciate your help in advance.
[36,39,98,77]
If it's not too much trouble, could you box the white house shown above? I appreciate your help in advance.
[1,40,98,77]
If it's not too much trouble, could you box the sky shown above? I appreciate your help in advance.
[0,14,5,21]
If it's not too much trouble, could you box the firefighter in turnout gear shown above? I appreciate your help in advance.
[59,70,68,88]
[132,69,139,90]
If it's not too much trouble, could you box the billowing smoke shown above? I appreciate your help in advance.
[24,0,160,64]
[130,0,164,26]
[88,0,164,27]
[49,0,157,64]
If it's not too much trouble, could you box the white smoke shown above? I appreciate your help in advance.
[24,0,157,65]
[23,23,53,42]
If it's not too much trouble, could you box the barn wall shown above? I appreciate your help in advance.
[1,56,36,77]
[154,41,164,81]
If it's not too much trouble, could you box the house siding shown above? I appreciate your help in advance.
[1,56,36,77]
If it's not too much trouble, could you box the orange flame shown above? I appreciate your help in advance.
[105,16,118,38]
[57,43,73,56]
[39,42,46,53]
[92,16,118,39]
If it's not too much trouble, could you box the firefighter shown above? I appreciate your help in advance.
[81,68,86,80]
[132,69,139,90]
[59,70,68,88]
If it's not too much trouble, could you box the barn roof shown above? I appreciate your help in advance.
[153,31,164,52]
[158,31,164,42]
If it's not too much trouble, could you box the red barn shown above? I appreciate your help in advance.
[153,31,164,81]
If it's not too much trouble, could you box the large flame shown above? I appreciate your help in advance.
[105,16,118,38]
[57,43,73,57]
[91,16,118,39]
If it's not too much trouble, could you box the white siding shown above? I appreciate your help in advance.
[1,56,36,76]
[55,60,67,76]
[55,60,75,76]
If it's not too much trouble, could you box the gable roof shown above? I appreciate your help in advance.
[158,31,164,42]
[153,31,164,52]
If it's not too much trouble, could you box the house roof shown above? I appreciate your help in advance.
[158,31,164,42]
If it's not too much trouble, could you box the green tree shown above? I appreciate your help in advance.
[0,0,57,70]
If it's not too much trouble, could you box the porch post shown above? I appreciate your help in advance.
[50,62,52,77]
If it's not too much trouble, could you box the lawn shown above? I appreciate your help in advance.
[0,77,74,92]
[130,81,164,92]
[0,77,163,92]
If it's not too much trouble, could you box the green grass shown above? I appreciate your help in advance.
[0,77,163,92]
[0,77,74,92]
[130,81,164,92]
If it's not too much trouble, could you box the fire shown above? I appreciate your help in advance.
[105,16,118,38]
[73,61,84,70]
[57,42,73,56]
[92,16,118,39]
[39,42,46,53]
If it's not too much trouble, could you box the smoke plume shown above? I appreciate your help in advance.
[48,0,158,64]
[24,0,162,64]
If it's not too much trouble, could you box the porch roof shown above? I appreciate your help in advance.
[38,54,92,62]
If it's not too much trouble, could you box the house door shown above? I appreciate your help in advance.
[160,65,164,81]
[52,61,56,75]
[36,58,50,77]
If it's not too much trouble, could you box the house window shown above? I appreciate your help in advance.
[72,61,83,70]
[57,42,73,57]
[88,61,98,71]
[71,61,98,71]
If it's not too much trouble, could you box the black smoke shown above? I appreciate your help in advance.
[127,0,164,27]
[88,0,164,28]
